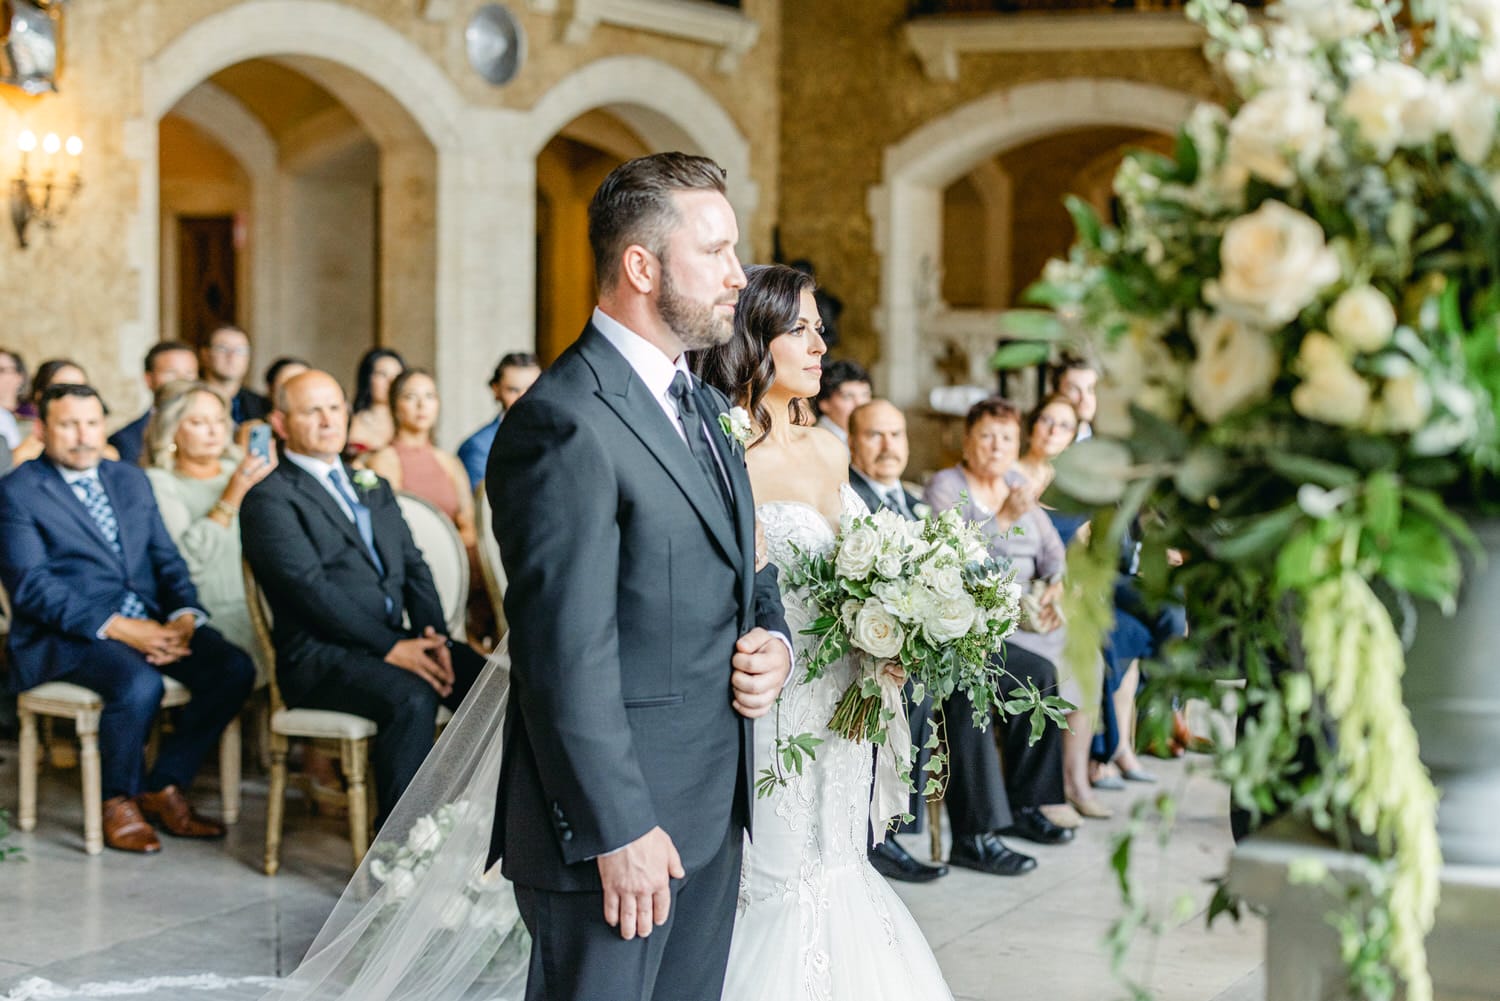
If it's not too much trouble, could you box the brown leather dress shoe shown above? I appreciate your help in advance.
[136,785,226,839]
[103,795,162,854]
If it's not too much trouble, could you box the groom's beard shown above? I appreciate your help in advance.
[659,267,736,351]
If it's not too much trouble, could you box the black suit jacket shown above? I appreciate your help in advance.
[107,411,151,467]
[231,388,270,425]
[486,322,789,891]
[848,469,920,521]
[238,459,446,706]
[0,458,200,691]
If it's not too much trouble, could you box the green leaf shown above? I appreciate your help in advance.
[1265,452,1361,489]
[1212,505,1304,562]
[988,339,1054,372]
[998,309,1063,341]
[1065,194,1103,249]
[1050,437,1138,505]
[1275,527,1323,592]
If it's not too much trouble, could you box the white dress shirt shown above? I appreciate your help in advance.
[283,450,359,522]
[0,408,19,448]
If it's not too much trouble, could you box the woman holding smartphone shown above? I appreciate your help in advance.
[144,381,275,685]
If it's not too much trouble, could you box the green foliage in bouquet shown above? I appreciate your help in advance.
[995,1,1500,996]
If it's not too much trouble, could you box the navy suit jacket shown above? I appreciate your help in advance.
[0,457,201,692]
[107,410,151,467]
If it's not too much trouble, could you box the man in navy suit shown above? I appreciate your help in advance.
[108,340,199,466]
[0,384,255,853]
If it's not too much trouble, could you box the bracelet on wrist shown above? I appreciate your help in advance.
[212,500,239,519]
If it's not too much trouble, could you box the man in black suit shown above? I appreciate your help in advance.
[487,153,792,1001]
[201,325,270,425]
[0,384,254,853]
[846,399,949,883]
[239,370,483,820]
[108,341,199,466]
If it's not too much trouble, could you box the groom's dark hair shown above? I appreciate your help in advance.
[589,152,728,292]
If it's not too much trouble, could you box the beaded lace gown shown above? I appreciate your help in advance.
[722,485,953,1001]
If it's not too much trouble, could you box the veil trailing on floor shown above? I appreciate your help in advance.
[254,642,529,1001]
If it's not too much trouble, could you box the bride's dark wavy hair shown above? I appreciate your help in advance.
[693,264,816,448]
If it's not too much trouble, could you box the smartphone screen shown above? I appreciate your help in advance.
[248,423,272,462]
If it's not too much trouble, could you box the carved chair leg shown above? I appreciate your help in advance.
[342,737,371,869]
[17,706,38,832]
[219,717,241,825]
[264,732,289,876]
[77,710,103,856]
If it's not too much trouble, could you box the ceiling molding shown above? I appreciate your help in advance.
[527,0,759,74]
[905,12,1205,81]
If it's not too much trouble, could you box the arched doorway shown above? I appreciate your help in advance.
[869,78,1197,409]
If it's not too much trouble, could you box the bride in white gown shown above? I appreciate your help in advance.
[697,263,953,1001]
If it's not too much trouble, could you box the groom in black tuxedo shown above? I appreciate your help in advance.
[486,153,792,1001]
[239,370,484,820]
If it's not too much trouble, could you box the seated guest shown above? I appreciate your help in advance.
[1014,394,1079,495]
[346,348,405,456]
[263,356,310,415]
[200,325,269,426]
[1051,353,1098,442]
[239,370,484,820]
[109,341,199,466]
[0,347,25,449]
[847,399,946,883]
[456,352,540,490]
[813,359,871,444]
[0,384,255,853]
[10,360,120,466]
[144,382,276,686]
[925,397,1103,844]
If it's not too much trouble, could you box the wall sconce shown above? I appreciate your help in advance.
[10,128,81,248]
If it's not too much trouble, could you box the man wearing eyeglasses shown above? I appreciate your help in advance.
[201,325,269,425]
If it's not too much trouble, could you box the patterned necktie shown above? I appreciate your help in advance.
[668,372,733,516]
[327,469,386,577]
[76,476,148,619]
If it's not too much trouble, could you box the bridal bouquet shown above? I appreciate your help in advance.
[998,1,1500,996]
[764,505,1067,804]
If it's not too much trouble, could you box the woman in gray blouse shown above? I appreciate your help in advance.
[143,381,275,686]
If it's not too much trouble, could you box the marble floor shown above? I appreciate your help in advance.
[0,740,1264,1001]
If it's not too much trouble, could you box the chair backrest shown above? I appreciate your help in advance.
[241,559,285,713]
[473,483,509,640]
[394,490,468,639]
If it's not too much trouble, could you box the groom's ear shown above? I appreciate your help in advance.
[620,244,658,296]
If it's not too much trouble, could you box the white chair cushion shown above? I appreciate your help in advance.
[272,707,379,740]
[19,681,102,707]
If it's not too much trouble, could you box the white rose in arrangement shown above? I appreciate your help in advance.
[1454,0,1500,40]
[1450,79,1498,165]
[852,600,905,659]
[1370,369,1432,433]
[1272,0,1380,42]
[924,593,978,644]
[1401,77,1454,147]
[1187,311,1281,423]
[406,814,442,855]
[1292,334,1372,427]
[1328,285,1397,353]
[1227,87,1330,186]
[834,525,881,580]
[375,862,417,900]
[1205,201,1340,327]
[1342,62,1431,159]
[928,564,967,602]
[874,550,905,580]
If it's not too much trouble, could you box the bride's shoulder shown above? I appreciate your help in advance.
[800,423,850,467]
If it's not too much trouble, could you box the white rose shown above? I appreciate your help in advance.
[438,895,473,930]
[834,525,880,580]
[1450,80,1498,166]
[383,865,417,900]
[1292,333,1372,426]
[1401,78,1453,147]
[853,600,905,659]
[928,564,966,601]
[1327,285,1397,353]
[1227,88,1330,187]
[1455,0,1500,39]
[1187,312,1280,423]
[1342,63,1429,158]
[874,551,905,580]
[923,593,977,644]
[1272,0,1379,41]
[1370,370,1432,432]
[406,815,442,855]
[1205,201,1340,327]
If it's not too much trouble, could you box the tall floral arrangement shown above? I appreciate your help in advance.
[1009,0,1500,996]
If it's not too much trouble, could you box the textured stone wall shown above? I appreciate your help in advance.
[0,0,782,425]
[776,0,1226,373]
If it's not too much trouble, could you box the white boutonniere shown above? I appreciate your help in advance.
[352,469,379,493]
[718,406,754,448]
[912,502,932,520]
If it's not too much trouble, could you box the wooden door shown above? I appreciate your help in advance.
[177,216,238,349]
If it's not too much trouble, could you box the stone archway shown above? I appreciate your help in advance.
[868,78,1198,407]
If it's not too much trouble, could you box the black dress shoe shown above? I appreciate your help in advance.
[869,838,948,883]
[998,806,1076,846]
[947,833,1037,877]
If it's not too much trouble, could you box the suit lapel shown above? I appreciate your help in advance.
[39,461,124,566]
[361,479,401,579]
[285,463,384,575]
[579,328,740,565]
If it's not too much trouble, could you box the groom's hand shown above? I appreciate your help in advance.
[598,826,684,940]
[731,627,792,718]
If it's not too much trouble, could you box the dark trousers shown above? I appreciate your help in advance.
[57,625,255,801]
[944,644,1064,838]
[293,642,485,820]
[516,822,743,1001]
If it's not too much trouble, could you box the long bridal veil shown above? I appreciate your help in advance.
[254,643,529,1001]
